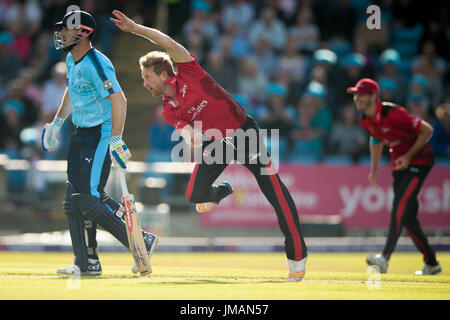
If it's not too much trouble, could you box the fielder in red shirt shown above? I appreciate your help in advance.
[111,10,308,281]
[347,78,441,275]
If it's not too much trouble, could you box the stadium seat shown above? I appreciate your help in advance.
[323,155,352,164]
[390,25,423,58]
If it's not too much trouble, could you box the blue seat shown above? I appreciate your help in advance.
[393,42,419,57]
[392,24,423,41]
[397,58,413,79]
[323,155,352,164]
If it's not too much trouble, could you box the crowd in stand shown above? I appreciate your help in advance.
[148,0,450,163]
[0,0,449,195]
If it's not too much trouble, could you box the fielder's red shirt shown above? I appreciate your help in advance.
[161,54,246,137]
[359,101,434,169]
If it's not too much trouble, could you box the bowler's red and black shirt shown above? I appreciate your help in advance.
[161,54,246,137]
[359,101,434,169]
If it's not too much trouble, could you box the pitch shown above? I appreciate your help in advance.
[0,252,449,300]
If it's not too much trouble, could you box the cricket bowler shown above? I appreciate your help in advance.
[111,9,308,281]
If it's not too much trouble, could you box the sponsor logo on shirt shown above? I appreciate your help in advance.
[188,100,208,121]
[103,80,113,90]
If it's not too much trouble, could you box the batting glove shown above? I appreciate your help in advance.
[110,135,131,169]
[41,117,64,151]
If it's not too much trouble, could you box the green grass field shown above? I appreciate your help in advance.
[0,251,449,300]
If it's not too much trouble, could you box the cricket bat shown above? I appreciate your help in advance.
[118,168,152,276]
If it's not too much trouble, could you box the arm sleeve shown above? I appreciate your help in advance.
[175,54,205,81]
[88,52,122,99]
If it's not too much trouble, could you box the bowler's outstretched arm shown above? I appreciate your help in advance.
[110,10,192,63]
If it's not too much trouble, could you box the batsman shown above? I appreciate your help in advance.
[41,10,158,276]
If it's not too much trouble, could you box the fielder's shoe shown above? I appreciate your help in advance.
[287,255,308,282]
[57,259,102,276]
[131,232,159,274]
[415,262,442,275]
[366,253,388,273]
[195,182,233,213]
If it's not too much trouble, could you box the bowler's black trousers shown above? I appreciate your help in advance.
[382,165,438,266]
[185,116,308,261]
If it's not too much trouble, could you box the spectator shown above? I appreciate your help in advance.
[147,104,179,163]
[214,22,251,60]
[273,69,298,108]
[412,39,446,75]
[17,68,42,107]
[182,0,219,45]
[1,78,38,128]
[259,82,296,143]
[0,99,25,154]
[336,53,366,113]
[311,48,338,106]
[291,81,332,158]
[415,59,444,110]
[277,36,307,83]
[205,51,237,93]
[406,94,434,123]
[27,33,52,81]
[430,103,450,158]
[252,37,278,79]
[327,103,368,162]
[248,6,286,53]
[288,6,320,55]
[185,31,208,67]
[81,0,118,55]
[236,56,269,106]
[378,49,406,105]
[221,0,255,37]
[41,62,67,123]
[2,0,42,36]
[379,77,398,103]
[7,16,32,63]
[271,0,299,26]
[313,49,338,68]
[407,74,431,106]
[0,74,7,101]
[0,31,22,82]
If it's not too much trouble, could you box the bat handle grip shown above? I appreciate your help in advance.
[118,168,129,196]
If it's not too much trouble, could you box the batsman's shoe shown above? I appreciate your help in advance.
[366,253,388,273]
[287,255,307,282]
[57,260,102,276]
[86,259,102,276]
[195,182,233,213]
[57,264,81,276]
[131,232,160,274]
[415,262,442,275]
